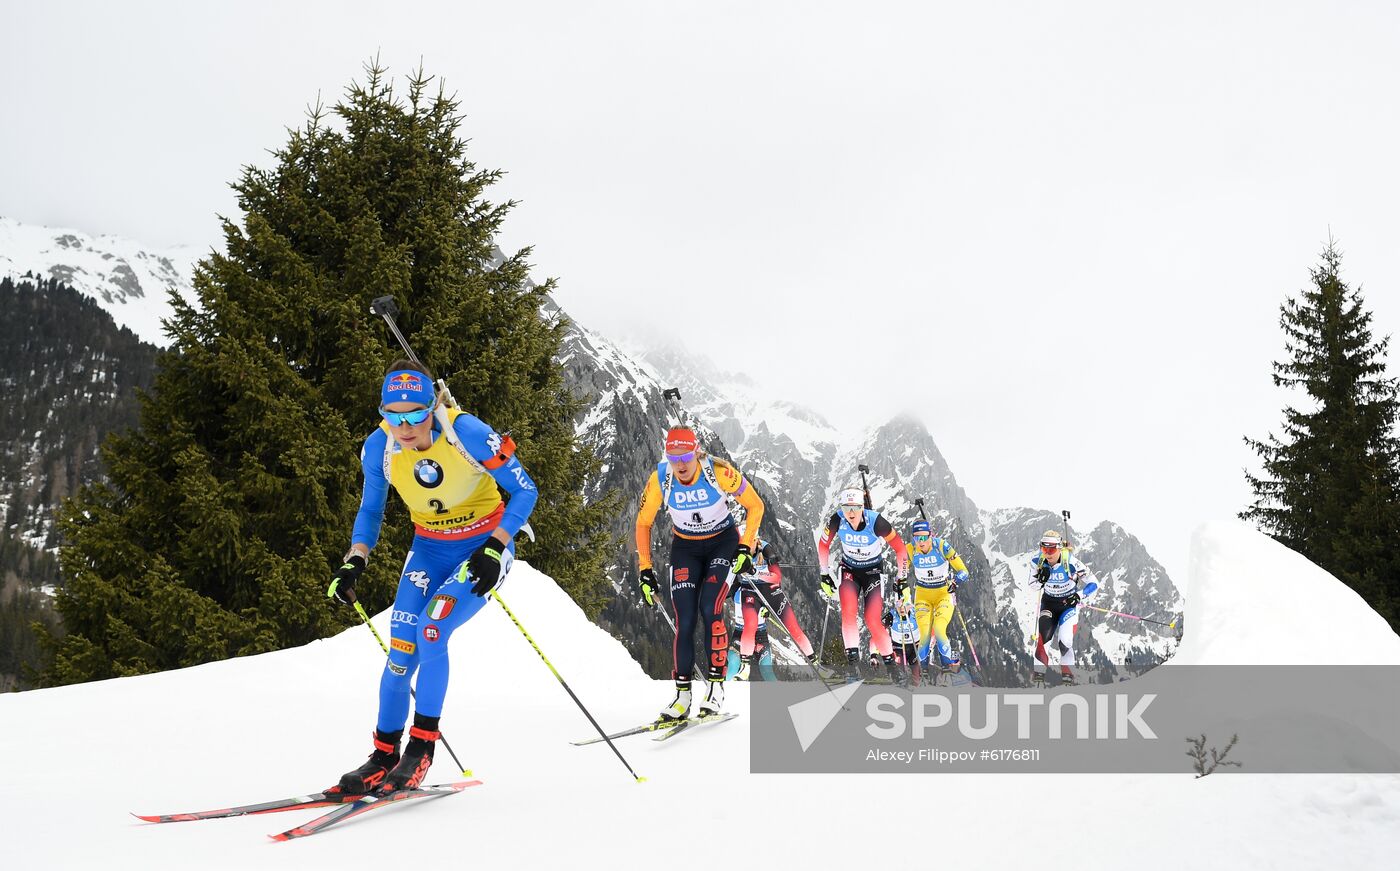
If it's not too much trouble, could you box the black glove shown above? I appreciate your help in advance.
[328,554,366,605]
[468,538,508,596]
[882,608,894,628]
[1035,562,1051,585]
[947,578,958,595]
[639,568,658,607]
[733,544,756,576]
[1062,591,1080,608]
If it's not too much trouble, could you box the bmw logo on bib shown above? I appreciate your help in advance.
[414,458,444,488]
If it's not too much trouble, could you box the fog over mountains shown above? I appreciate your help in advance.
[555,294,1184,685]
[0,218,1184,686]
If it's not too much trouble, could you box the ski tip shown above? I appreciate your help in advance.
[268,832,291,842]
[131,812,158,823]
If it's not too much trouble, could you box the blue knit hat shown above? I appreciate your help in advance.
[381,369,435,408]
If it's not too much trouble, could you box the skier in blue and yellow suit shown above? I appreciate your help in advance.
[326,360,537,795]
[900,519,970,676]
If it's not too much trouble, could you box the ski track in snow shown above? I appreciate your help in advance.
[3,522,1400,869]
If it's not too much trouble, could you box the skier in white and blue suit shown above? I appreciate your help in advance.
[1029,529,1099,686]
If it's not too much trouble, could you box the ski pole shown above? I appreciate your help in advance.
[1027,569,1042,656]
[490,591,646,783]
[747,582,848,705]
[817,598,831,665]
[1084,605,1177,629]
[349,600,472,777]
[662,387,686,428]
[953,600,982,676]
[858,463,873,509]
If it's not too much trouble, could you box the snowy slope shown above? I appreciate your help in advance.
[4,531,1400,870]
[0,216,199,345]
[1175,520,1400,665]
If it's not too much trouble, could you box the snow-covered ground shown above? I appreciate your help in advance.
[1175,520,1400,665]
[2,526,1398,868]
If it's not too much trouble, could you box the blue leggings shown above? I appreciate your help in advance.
[376,531,515,733]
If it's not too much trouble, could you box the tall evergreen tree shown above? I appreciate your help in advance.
[1242,241,1400,632]
[41,63,617,685]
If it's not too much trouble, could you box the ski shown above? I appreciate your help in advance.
[570,718,685,746]
[269,780,481,841]
[652,712,739,742]
[133,790,353,823]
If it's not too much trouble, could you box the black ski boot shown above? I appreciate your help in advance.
[380,714,439,792]
[334,728,402,796]
[845,648,864,683]
[883,654,908,688]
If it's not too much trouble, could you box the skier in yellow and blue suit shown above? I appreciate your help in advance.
[326,360,537,796]
[900,519,970,678]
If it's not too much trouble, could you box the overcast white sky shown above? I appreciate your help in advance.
[5,1,1400,582]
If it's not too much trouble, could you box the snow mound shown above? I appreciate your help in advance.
[1176,520,1400,665]
[3,554,1400,870]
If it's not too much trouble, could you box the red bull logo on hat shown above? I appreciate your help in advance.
[381,369,435,407]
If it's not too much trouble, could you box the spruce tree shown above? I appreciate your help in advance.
[1242,241,1400,632]
[42,63,617,685]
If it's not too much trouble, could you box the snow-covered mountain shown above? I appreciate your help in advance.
[558,326,1184,684]
[1,526,1397,870]
[0,216,200,346]
[0,216,1185,685]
